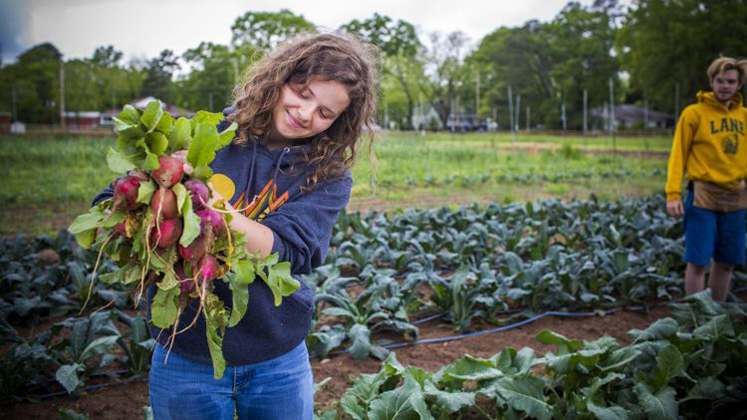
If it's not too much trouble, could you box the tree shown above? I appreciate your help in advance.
[0,43,62,123]
[140,49,180,103]
[342,14,423,129]
[616,0,747,114]
[231,9,315,50]
[91,45,123,68]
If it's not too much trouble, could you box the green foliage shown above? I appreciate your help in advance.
[326,293,746,418]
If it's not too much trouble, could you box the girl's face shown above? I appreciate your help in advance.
[270,79,350,142]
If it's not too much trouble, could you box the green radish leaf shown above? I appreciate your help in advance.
[190,110,223,129]
[158,269,179,291]
[192,164,213,181]
[106,147,137,173]
[179,196,201,247]
[187,123,220,169]
[118,104,140,125]
[204,292,227,379]
[141,100,163,132]
[217,122,238,147]
[155,111,173,134]
[227,260,257,327]
[146,131,169,156]
[137,180,157,204]
[169,117,192,152]
[171,183,187,216]
[68,207,107,248]
[151,287,179,329]
[256,258,299,306]
[101,210,125,228]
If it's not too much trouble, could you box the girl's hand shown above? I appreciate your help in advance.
[170,150,193,175]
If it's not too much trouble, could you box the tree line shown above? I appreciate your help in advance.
[1,0,745,130]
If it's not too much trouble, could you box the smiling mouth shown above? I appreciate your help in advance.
[287,111,306,130]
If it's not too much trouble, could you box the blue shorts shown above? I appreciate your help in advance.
[683,192,746,266]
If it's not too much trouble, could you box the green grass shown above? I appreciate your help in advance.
[0,133,671,235]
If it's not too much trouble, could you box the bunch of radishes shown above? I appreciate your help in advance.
[69,101,298,379]
[110,155,226,295]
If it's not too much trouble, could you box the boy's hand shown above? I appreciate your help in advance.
[666,200,684,218]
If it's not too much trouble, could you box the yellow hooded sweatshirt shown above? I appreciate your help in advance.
[666,91,747,201]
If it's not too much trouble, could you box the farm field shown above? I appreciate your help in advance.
[0,132,668,235]
[2,132,746,419]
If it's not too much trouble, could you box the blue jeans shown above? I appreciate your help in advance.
[149,341,313,420]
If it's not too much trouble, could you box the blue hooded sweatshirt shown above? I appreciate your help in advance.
[94,107,352,365]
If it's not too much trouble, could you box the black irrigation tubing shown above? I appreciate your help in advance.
[381,310,600,350]
[31,374,147,401]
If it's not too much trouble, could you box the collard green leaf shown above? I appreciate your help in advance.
[55,363,84,394]
[492,376,552,420]
[651,345,683,391]
[368,376,433,420]
[59,408,89,420]
[151,287,179,329]
[535,329,583,353]
[349,323,372,360]
[437,355,504,383]
[685,376,725,400]
[630,317,679,343]
[423,380,474,414]
[586,402,630,420]
[634,383,677,420]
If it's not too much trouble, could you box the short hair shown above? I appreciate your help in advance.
[707,56,747,85]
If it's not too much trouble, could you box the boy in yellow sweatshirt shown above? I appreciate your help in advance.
[666,56,747,301]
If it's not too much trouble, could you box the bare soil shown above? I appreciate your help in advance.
[4,304,670,419]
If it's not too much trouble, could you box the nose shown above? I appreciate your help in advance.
[297,101,314,123]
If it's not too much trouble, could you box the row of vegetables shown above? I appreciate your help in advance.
[1,194,745,419]
[375,168,665,189]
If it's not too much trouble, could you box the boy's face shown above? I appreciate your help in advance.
[711,69,741,105]
[271,79,350,141]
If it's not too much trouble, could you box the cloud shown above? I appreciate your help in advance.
[0,0,31,63]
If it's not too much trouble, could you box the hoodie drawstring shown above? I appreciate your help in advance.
[272,147,291,186]
[243,140,258,203]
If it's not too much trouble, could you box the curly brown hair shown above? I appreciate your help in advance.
[230,32,379,185]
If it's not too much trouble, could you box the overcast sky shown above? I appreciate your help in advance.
[2,0,616,64]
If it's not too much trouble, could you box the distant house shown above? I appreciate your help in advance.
[591,104,674,129]
[100,97,196,127]
[63,111,101,129]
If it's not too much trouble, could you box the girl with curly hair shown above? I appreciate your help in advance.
[146,32,378,419]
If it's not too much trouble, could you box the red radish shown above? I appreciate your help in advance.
[151,156,184,188]
[128,169,150,182]
[150,218,183,248]
[198,254,219,283]
[184,179,210,210]
[114,221,127,237]
[113,176,144,210]
[178,236,208,262]
[196,208,227,237]
[151,187,178,219]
